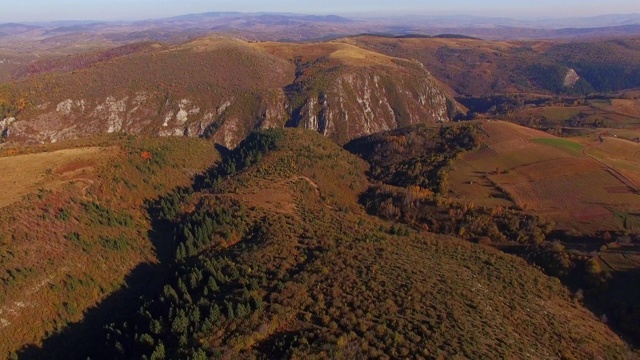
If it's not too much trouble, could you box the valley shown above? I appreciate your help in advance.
[14,129,633,359]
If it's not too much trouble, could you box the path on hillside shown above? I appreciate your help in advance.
[66,178,95,200]
[477,122,490,138]
[79,179,94,200]
[280,175,320,194]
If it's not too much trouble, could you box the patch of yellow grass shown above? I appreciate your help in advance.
[610,99,640,117]
[175,36,246,52]
[327,43,395,66]
[254,41,396,67]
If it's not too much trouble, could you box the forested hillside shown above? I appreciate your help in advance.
[14,128,631,359]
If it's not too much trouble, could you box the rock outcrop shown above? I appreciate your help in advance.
[563,68,580,87]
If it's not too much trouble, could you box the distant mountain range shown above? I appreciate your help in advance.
[370,13,640,29]
[12,12,640,28]
[0,11,639,86]
[0,12,639,43]
[159,12,353,24]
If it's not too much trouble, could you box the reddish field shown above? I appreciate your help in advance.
[449,121,640,231]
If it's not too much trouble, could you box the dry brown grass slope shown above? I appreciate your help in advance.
[0,146,116,207]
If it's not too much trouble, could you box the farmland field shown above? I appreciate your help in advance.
[520,106,586,122]
[579,136,640,192]
[531,137,584,155]
[599,246,640,272]
[511,99,640,130]
[449,120,640,232]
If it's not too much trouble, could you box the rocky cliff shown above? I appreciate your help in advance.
[0,37,463,148]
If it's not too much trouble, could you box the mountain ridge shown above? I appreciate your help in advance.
[0,36,462,148]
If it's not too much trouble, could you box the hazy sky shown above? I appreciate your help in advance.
[2,0,640,22]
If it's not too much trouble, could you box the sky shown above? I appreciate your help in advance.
[1,0,640,23]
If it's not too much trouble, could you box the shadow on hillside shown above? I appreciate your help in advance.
[16,203,177,359]
[256,329,306,358]
[502,239,640,348]
[582,268,640,348]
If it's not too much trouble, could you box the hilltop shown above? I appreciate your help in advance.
[2,35,640,150]
[344,35,640,139]
[2,20,640,359]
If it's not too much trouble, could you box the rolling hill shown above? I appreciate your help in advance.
[349,35,640,97]
[0,134,218,355]
[344,121,640,347]
[2,25,640,359]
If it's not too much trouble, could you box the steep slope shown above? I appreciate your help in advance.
[348,36,582,97]
[547,39,640,92]
[0,37,295,147]
[20,128,630,359]
[346,121,640,347]
[0,36,461,148]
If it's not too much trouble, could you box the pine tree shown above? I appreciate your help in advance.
[150,342,165,360]
[225,301,235,319]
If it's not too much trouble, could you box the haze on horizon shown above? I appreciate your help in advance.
[1,0,640,23]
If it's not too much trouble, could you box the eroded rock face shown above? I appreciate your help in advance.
[4,71,458,148]
[563,68,580,87]
[293,67,456,145]
[0,117,15,138]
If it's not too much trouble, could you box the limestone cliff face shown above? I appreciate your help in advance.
[563,68,580,88]
[291,62,459,145]
[2,87,292,148]
[4,94,236,145]
[210,89,290,149]
[0,38,463,148]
